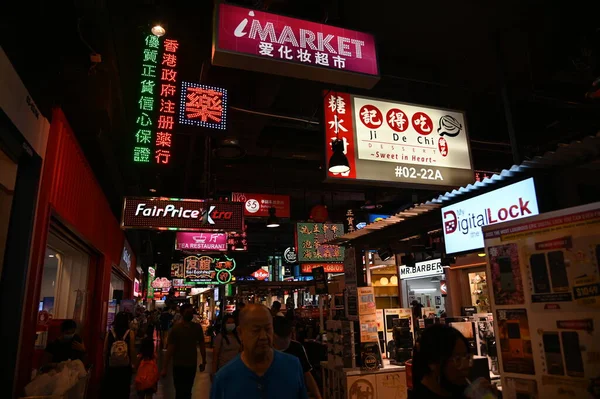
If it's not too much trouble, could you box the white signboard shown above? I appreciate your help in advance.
[398,259,443,279]
[324,92,473,188]
[442,178,539,255]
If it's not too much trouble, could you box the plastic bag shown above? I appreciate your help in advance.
[53,367,73,395]
[24,372,56,396]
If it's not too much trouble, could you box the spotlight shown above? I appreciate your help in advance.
[266,207,279,228]
[328,139,350,174]
[151,24,166,37]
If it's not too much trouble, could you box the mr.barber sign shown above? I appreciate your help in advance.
[121,197,244,231]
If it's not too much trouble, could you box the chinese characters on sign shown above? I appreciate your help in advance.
[295,223,345,262]
[323,91,474,188]
[179,82,228,130]
[231,192,291,218]
[175,232,228,252]
[227,225,248,251]
[184,255,236,285]
[155,38,180,165]
[134,35,161,163]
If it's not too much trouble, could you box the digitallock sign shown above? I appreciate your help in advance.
[324,92,474,188]
[212,3,379,89]
[441,178,539,255]
[121,197,244,231]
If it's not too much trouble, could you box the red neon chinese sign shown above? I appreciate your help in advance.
[155,39,180,165]
[179,82,228,130]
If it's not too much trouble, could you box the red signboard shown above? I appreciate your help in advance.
[176,232,228,251]
[301,263,344,274]
[121,197,244,231]
[213,3,379,89]
[178,82,227,130]
[231,192,291,218]
[252,269,269,281]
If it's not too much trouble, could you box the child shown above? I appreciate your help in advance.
[135,338,158,399]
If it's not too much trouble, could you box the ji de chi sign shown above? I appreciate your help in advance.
[213,3,379,89]
[324,91,474,188]
[121,197,244,231]
[175,232,228,251]
[231,192,291,218]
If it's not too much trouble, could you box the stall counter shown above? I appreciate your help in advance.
[321,360,407,399]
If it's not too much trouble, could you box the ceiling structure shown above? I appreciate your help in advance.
[2,0,598,275]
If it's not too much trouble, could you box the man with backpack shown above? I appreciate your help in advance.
[161,303,207,399]
[103,311,136,399]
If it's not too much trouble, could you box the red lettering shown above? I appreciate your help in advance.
[519,198,531,215]
[498,207,508,221]
[509,205,519,218]
[487,208,498,223]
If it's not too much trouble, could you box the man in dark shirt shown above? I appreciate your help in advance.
[44,319,86,365]
[162,304,207,399]
[273,316,322,399]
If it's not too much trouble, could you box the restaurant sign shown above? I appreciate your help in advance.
[295,223,345,262]
[184,254,236,285]
[176,232,228,251]
[213,3,379,89]
[324,91,473,188]
[121,197,244,231]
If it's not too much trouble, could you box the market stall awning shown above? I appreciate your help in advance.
[326,132,600,245]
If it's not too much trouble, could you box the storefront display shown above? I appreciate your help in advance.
[483,202,600,398]
[398,259,446,314]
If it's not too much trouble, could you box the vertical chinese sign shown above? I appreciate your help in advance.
[133,35,161,163]
[323,91,356,179]
[155,39,180,165]
[179,82,228,130]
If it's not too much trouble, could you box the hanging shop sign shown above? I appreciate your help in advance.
[301,262,344,274]
[151,277,172,289]
[212,3,379,89]
[179,82,228,130]
[440,280,448,296]
[155,38,180,165]
[284,247,297,264]
[295,223,345,262]
[441,178,539,255]
[184,255,236,285]
[231,192,291,218]
[324,91,474,188]
[147,267,156,299]
[398,259,443,279]
[227,226,248,251]
[119,239,133,273]
[175,232,228,251]
[133,279,141,297]
[121,197,244,231]
[252,268,270,281]
[170,263,184,278]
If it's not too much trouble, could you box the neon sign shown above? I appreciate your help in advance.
[179,82,228,130]
[184,254,236,285]
[155,39,180,165]
[134,35,161,163]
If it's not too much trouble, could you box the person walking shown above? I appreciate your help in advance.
[135,338,159,399]
[210,304,308,399]
[211,314,241,381]
[161,303,207,399]
[102,311,136,399]
[270,301,284,317]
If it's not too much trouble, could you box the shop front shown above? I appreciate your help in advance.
[0,47,50,396]
[398,258,445,315]
[16,108,136,394]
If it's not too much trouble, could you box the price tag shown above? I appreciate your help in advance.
[573,279,600,307]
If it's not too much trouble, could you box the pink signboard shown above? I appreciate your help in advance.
[213,3,379,89]
[176,232,228,252]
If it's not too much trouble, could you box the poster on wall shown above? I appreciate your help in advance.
[107,299,117,331]
[296,222,345,262]
[484,202,600,399]
[488,243,525,305]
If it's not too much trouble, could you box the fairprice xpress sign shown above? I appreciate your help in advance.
[398,259,443,279]
[121,197,244,231]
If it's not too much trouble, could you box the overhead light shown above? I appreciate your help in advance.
[328,139,350,174]
[157,252,161,255]
[379,277,389,286]
[266,207,279,228]
[48,254,55,258]
[149,188,157,193]
[413,288,436,292]
[151,24,166,37]
[478,253,486,257]
[234,247,245,251]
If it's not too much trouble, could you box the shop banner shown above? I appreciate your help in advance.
[151,277,171,289]
[213,3,379,89]
[442,178,539,255]
[133,279,141,297]
[324,91,473,188]
[171,263,184,278]
[344,247,358,320]
[398,259,443,279]
[252,268,269,281]
[147,267,155,299]
[184,254,236,285]
[296,222,345,262]
[300,263,344,274]
[175,232,228,251]
[483,202,600,399]
[231,192,291,218]
[121,196,244,231]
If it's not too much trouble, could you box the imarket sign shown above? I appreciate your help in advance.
[398,259,443,279]
[441,178,539,255]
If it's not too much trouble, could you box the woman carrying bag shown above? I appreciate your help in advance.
[210,314,241,381]
[102,311,137,399]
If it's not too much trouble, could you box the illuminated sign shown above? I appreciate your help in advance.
[213,3,379,89]
[324,91,474,188]
[295,223,345,262]
[121,197,244,231]
[155,38,180,165]
[231,192,291,218]
[119,239,133,273]
[133,35,161,163]
[170,263,184,278]
[176,232,228,251]
[151,277,172,289]
[184,255,236,285]
[227,226,248,251]
[441,178,539,255]
[301,263,344,274]
[252,268,269,281]
[179,82,228,130]
[147,267,155,299]
[398,259,443,279]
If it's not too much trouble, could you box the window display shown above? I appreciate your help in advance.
[469,271,490,313]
